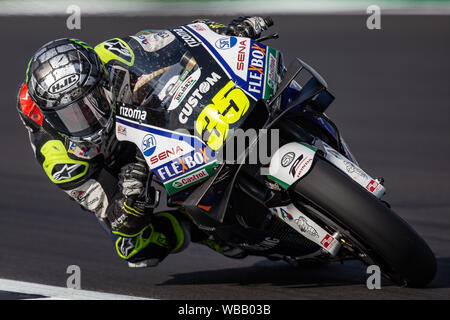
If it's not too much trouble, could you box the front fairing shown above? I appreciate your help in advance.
[114,23,282,195]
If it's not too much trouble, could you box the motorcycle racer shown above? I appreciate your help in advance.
[16,17,273,267]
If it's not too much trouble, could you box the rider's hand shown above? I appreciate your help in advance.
[226,16,273,39]
[118,158,148,199]
[109,156,151,237]
[109,198,150,237]
[192,18,228,34]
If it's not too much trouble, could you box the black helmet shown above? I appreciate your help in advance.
[26,38,113,144]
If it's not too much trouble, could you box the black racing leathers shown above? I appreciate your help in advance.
[17,85,185,265]
[17,18,270,266]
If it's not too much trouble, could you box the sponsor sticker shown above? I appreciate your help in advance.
[167,68,201,111]
[49,74,80,94]
[215,36,237,50]
[289,154,304,177]
[154,147,215,182]
[264,47,278,100]
[119,106,147,121]
[320,234,336,249]
[116,125,127,136]
[296,158,313,178]
[191,23,207,32]
[266,52,277,89]
[246,41,266,97]
[178,71,222,124]
[288,153,313,179]
[68,142,101,159]
[172,168,209,189]
[66,180,104,213]
[148,145,184,166]
[344,160,369,180]
[294,216,319,238]
[280,208,293,221]
[70,190,86,202]
[281,152,295,167]
[366,180,379,193]
[142,134,157,157]
[236,39,248,77]
[163,159,218,195]
[172,28,201,48]
[131,30,175,53]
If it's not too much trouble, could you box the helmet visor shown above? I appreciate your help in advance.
[44,85,112,138]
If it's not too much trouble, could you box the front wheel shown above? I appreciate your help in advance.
[291,157,436,287]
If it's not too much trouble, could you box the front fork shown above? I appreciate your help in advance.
[271,203,341,256]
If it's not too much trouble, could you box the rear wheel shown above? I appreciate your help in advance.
[291,157,436,287]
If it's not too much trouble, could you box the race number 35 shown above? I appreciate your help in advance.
[195,80,250,150]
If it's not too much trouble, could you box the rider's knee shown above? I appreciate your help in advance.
[114,211,191,268]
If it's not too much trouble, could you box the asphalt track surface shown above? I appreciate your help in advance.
[0,14,449,300]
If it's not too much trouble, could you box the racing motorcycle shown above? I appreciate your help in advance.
[113,19,436,287]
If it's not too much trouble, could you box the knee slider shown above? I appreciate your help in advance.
[115,224,170,263]
[155,211,191,254]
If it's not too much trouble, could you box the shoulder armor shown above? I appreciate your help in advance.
[94,38,135,67]
[40,140,89,184]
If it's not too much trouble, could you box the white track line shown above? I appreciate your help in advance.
[0,279,153,300]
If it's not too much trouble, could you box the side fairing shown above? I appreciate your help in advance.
[116,116,218,195]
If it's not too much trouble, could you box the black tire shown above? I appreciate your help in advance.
[291,157,437,287]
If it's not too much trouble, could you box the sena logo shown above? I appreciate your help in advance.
[119,106,147,121]
[149,146,184,165]
[236,40,247,71]
[49,74,80,94]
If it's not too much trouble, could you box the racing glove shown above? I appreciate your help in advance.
[108,155,152,237]
[226,16,274,39]
[192,18,229,35]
